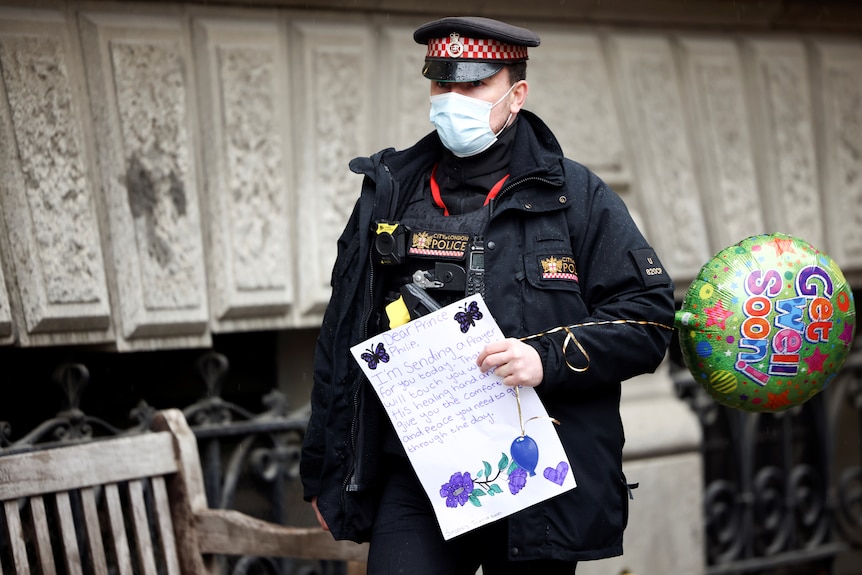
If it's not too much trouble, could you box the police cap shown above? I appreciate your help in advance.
[413,16,540,83]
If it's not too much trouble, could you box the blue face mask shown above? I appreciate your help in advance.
[429,84,515,158]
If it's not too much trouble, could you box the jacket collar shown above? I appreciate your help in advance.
[348,109,566,218]
[507,109,565,185]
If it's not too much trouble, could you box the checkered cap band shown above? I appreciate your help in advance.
[426,35,528,61]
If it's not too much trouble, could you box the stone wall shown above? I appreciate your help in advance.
[1,2,859,350]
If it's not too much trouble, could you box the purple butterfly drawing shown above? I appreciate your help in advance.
[454,301,483,333]
[361,342,390,370]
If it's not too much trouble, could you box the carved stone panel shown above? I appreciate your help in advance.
[528,30,629,189]
[290,19,373,325]
[744,39,823,249]
[79,12,210,350]
[678,37,765,252]
[0,8,113,346]
[812,40,862,272]
[378,22,432,152]
[609,34,710,281]
[192,15,294,332]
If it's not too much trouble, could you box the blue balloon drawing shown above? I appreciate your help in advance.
[510,435,539,476]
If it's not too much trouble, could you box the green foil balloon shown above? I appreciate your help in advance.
[675,233,856,412]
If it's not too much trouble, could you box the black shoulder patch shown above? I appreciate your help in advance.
[629,248,670,287]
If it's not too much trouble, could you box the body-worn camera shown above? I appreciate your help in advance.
[373,221,410,265]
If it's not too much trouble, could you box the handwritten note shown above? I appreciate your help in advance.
[351,294,576,540]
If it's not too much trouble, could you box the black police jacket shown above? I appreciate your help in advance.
[300,110,675,561]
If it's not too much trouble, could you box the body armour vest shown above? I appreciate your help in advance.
[380,179,490,320]
[376,180,490,457]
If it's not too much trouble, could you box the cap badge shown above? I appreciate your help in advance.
[446,32,464,58]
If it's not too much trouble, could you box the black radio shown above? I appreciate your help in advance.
[465,236,485,297]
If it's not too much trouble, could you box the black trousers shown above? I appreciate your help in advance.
[367,459,578,575]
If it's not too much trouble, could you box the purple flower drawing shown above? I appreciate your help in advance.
[440,471,474,508]
[508,466,528,495]
[439,452,529,509]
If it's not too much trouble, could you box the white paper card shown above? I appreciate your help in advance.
[350,293,576,540]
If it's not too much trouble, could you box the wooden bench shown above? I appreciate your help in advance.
[0,409,368,574]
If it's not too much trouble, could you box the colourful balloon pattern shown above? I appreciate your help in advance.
[675,233,856,412]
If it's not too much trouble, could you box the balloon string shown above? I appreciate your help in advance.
[519,319,674,374]
[511,320,667,433]
[513,386,560,437]
[515,386,524,436]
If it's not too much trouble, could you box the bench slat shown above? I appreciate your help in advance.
[4,500,31,575]
[128,480,158,575]
[151,476,181,575]
[29,496,57,575]
[194,508,369,562]
[105,483,134,575]
[80,487,109,575]
[55,492,83,575]
[0,433,177,500]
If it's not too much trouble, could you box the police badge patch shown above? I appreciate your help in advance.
[409,231,470,259]
[540,255,579,282]
[629,248,670,287]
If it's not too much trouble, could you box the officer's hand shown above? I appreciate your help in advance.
[311,496,330,531]
[477,338,543,387]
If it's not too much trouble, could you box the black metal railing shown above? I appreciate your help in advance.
[674,339,862,575]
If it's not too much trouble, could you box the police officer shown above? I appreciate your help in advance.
[301,16,675,574]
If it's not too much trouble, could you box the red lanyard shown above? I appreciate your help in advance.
[430,164,510,216]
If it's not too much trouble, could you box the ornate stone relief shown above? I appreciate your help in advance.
[678,38,765,251]
[193,17,294,332]
[610,35,711,281]
[378,23,432,152]
[527,31,628,189]
[0,10,112,346]
[291,20,373,324]
[79,12,209,350]
[813,41,862,271]
[745,39,823,248]
[0,6,859,349]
